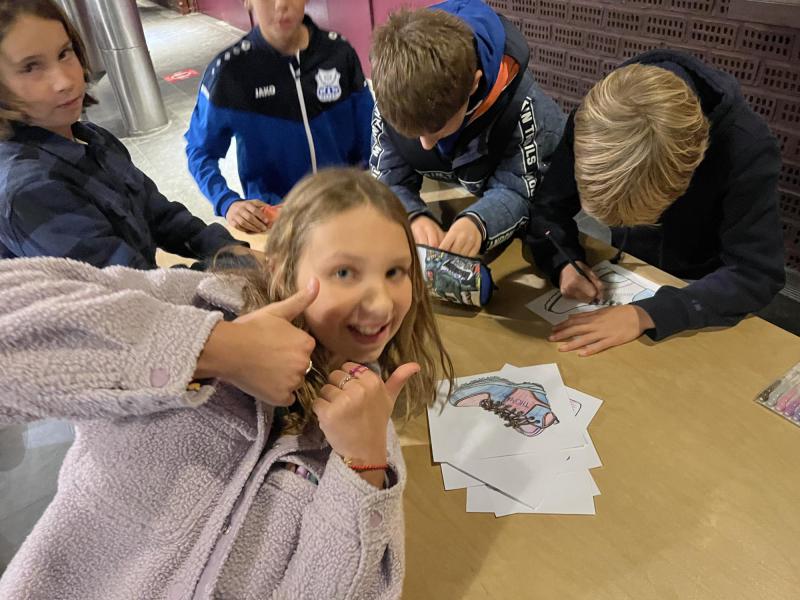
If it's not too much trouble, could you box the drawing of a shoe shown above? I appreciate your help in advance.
[449,376,559,437]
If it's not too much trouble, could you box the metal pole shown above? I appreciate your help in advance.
[83,0,168,136]
[54,0,106,81]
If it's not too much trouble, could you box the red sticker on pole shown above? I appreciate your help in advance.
[164,69,200,83]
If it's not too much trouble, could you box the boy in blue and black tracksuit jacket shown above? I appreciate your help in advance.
[369,0,566,257]
[185,15,373,231]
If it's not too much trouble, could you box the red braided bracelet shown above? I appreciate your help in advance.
[343,457,388,472]
[349,464,388,473]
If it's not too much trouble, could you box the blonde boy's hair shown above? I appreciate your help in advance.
[221,168,454,434]
[574,64,710,226]
[371,8,476,137]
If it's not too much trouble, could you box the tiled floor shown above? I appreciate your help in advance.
[86,1,246,225]
[0,423,74,570]
[2,0,798,576]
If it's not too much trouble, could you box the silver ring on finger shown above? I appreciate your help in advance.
[338,374,353,390]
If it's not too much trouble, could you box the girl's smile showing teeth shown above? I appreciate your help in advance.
[348,322,390,344]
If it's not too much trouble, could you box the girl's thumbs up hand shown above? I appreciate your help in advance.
[194,279,319,405]
[312,361,420,468]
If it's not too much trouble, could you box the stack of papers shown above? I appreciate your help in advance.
[427,363,602,516]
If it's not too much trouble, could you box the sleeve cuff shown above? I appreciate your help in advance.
[458,211,488,250]
[308,452,404,553]
[409,209,440,226]
[121,304,224,409]
[632,287,689,341]
[216,193,243,218]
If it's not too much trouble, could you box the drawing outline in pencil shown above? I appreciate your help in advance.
[544,264,656,316]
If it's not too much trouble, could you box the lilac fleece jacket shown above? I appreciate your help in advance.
[0,258,406,600]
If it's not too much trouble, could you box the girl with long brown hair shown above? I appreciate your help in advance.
[0,168,453,599]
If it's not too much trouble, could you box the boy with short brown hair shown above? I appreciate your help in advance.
[371,9,476,139]
[370,0,565,257]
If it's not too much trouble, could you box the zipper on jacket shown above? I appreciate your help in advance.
[221,514,232,535]
[289,53,318,173]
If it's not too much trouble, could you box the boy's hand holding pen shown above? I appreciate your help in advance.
[544,230,604,302]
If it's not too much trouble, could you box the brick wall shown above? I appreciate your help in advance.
[486,0,800,277]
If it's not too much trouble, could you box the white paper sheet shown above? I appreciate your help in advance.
[432,367,605,516]
[525,260,661,325]
[440,463,482,490]
[499,372,603,472]
[450,436,597,509]
[465,484,500,513]
[439,381,603,490]
[589,472,601,496]
[468,470,599,516]
[428,364,583,464]
[566,386,603,431]
[449,452,560,509]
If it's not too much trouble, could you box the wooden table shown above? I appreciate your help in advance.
[399,238,800,600]
[156,210,800,599]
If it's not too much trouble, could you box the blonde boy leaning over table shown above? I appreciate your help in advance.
[527,50,784,356]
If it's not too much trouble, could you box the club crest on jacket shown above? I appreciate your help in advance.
[316,68,342,102]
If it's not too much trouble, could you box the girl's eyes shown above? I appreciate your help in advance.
[19,47,75,73]
[331,265,411,281]
[387,266,409,279]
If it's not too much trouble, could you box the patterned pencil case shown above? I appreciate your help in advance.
[416,245,494,306]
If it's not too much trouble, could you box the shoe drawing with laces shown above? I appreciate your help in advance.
[449,376,559,437]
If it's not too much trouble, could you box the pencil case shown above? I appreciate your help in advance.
[416,245,494,306]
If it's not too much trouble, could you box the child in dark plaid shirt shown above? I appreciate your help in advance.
[0,0,246,269]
